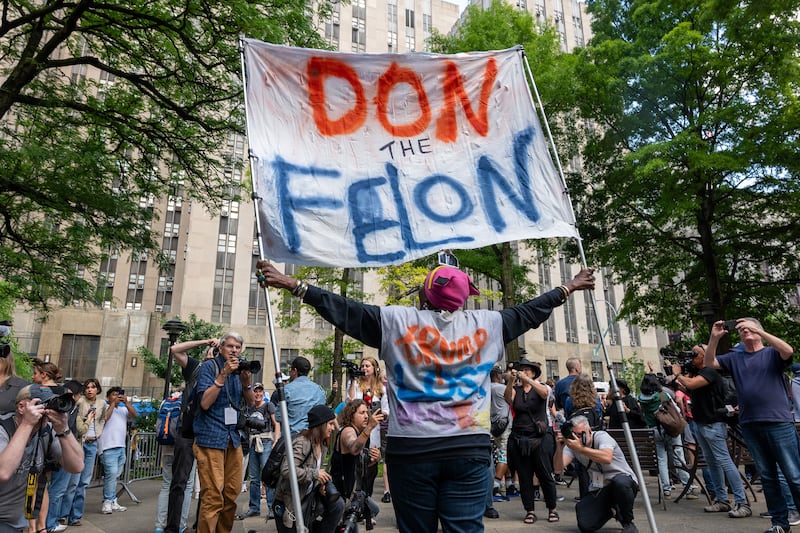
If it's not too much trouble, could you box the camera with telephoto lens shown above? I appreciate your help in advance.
[660,347,698,376]
[338,489,372,533]
[341,360,365,378]
[233,357,261,375]
[44,393,76,413]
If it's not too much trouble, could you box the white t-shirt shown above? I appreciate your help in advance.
[98,403,130,452]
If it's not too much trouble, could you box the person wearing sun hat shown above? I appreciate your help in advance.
[273,404,342,533]
[256,258,595,533]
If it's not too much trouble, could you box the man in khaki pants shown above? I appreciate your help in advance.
[192,332,255,533]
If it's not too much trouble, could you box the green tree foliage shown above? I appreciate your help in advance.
[0,0,332,312]
[569,0,800,340]
[139,314,224,387]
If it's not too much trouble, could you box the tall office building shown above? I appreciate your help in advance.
[11,0,665,395]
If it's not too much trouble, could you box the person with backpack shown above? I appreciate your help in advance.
[193,332,255,533]
[0,384,84,531]
[670,344,751,518]
[154,391,188,533]
[163,337,218,533]
[273,404,342,533]
[638,372,696,500]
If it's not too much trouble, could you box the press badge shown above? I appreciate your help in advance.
[224,407,237,425]
[590,470,605,491]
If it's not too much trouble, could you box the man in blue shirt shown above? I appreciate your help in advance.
[193,332,255,533]
[276,356,326,434]
[705,318,796,533]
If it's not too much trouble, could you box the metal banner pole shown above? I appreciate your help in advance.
[520,47,658,533]
[239,36,307,533]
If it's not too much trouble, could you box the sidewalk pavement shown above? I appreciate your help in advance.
[66,474,770,533]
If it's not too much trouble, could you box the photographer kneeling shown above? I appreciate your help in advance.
[0,385,84,532]
[554,416,639,533]
[273,405,342,533]
[331,400,384,532]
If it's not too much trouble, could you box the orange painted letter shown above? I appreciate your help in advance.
[307,57,367,136]
[435,58,498,143]
[375,62,431,137]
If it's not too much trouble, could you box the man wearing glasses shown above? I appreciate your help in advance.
[193,333,256,533]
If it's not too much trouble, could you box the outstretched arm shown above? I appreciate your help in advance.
[500,267,595,342]
[256,260,383,347]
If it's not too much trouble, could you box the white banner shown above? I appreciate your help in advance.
[243,39,577,267]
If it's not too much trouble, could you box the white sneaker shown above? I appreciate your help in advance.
[789,509,800,526]
[49,525,68,532]
[102,500,113,514]
[110,499,127,512]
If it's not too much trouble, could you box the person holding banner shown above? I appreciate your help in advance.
[256,259,595,532]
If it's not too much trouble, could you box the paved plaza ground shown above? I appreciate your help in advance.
[57,471,775,533]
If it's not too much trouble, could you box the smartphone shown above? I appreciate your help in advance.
[722,320,738,331]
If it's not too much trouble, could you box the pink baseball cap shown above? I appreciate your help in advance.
[423,266,480,311]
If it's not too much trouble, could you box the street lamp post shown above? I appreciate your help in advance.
[162,318,186,400]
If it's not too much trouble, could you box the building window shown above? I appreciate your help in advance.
[546,359,560,381]
[537,252,556,342]
[559,255,578,343]
[59,334,100,382]
[280,348,299,373]
[591,361,605,382]
[584,292,600,345]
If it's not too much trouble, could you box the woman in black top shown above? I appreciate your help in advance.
[505,358,560,524]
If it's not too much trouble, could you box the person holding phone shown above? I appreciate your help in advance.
[98,386,137,515]
[345,356,389,500]
[330,399,383,526]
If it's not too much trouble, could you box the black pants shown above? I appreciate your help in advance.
[165,433,195,533]
[508,431,557,512]
[576,474,638,533]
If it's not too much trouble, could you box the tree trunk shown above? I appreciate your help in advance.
[331,268,351,406]
[500,242,520,362]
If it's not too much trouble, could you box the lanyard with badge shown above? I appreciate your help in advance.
[218,366,239,426]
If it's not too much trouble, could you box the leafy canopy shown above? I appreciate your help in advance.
[0,0,331,311]
[570,0,800,340]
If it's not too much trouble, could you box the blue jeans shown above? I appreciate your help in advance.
[694,421,746,504]
[69,440,98,522]
[101,446,127,502]
[248,440,274,513]
[47,467,74,529]
[653,428,689,490]
[741,422,800,529]
[156,452,175,529]
[388,456,489,533]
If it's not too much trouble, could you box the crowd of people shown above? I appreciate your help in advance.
[1,262,799,533]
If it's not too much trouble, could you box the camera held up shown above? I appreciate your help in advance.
[660,347,697,376]
[341,360,365,379]
[233,357,261,375]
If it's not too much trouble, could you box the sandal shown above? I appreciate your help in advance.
[548,510,560,522]
[523,511,537,524]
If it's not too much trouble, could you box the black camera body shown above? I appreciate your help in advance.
[560,420,574,440]
[233,357,261,375]
[44,393,76,413]
[660,348,698,376]
[244,414,267,431]
[341,360,365,378]
[560,420,587,445]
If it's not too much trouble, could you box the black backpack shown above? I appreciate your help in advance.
[180,358,220,438]
[261,434,288,488]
